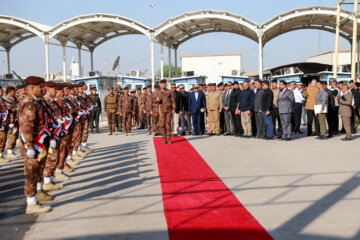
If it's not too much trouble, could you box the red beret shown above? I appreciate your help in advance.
[72,84,79,88]
[123,87,129,90]
[16,84,25,90]
[45,81,57,88]
[78,81,86,87]
[130,89,136,93]
[67,84,74,90]
[25,76,44,86]
[160,79,167,84]
[206,83,212,87]
[154,85,160,89]
[146,85,152,89]
[90,86,97,91]
[55,84,64,90]
[6,86,15,92]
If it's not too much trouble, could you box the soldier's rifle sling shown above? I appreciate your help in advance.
[86,94,97,106]
[36,99,58,123]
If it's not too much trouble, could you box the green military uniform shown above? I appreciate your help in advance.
[89,93,102,132]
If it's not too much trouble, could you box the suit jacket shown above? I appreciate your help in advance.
[261,88,273,112]
[173,91,182,113]
[277,88,295,114]
[229,88,241,112]
[339,91,353,117]
[222,90,231,108]
[188,91,206,114]
[304,85,319,110]
[181,91,189,112]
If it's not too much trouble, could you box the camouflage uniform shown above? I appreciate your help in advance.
[19,96,48,197]
[115,92,122,132]
[104,93,118,134]
[80,94,92,144]
[144,92,153,134]
[118,94,136,134]
[138,93,146,129]
[89,93,101,132]
[0,98,9,153]
[5,96,19,151]
[152,91,160,135]
[206,90,223,134]
[132,95,138,128]
[157,89,176,138]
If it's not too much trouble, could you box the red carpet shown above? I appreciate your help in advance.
[154,137,273,240]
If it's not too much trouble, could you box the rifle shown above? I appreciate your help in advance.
[12,71,58,123]
[86,94,98,107]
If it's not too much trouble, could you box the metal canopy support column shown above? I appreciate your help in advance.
[168,46,172,79]
[62,42,66,82]
[150,36,155,89]
[351,0,358,80]
[174,48,178,78]
[78,45,82,77]
[333,1,343,79]
[6,48,10,74]
[258,29,264,80]
[44,34,50,81]
[160,44,164,79]
[90,49,94,72]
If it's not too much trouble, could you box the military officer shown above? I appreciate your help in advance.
[206,83,223,135]
[144,86,153,135]
[130,89,138,129]
[0,86,9,163]
[138,88,146,129]
[104,86,118,135]
[157,79,176,144]
[89,86,101,133]
[115,86,123,132]
[118,87,135,136]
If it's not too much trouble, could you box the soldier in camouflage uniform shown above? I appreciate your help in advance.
[0,86,9,163]
[104,86,118,135]
[130,90,138,129]
[89,86,101,133]
[152,85,161,136]
[115,86,122,132]
[144,86,153,135]
[138,88,146,129]
[19,76,51,214]
[118,87,136,136]
[157,79,176,144]
[5,86,19,159]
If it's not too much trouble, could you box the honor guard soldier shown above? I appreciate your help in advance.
[144,85,153,135]
[118,87,136,136]
[5,86,20,159]
[89,86,101,133]
[157,79,176,144]
[138,88,146,129]
[0,86,9,163]
[130,89,138,129]
[115,86,123,132]
[152,85,161,136]
[104,86,118,135]
[19,76,51,214]
[78,82,93,153]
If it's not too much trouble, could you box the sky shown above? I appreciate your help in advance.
[0,0,354,78]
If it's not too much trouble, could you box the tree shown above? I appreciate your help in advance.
[156,65,182,78]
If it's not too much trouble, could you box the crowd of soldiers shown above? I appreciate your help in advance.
[104,78,359,142]
[0,77,100,214]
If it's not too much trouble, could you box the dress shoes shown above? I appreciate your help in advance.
[341,137,352,141]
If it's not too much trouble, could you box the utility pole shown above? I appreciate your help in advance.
[351,0,358,80]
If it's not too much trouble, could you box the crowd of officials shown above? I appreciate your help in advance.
[104,78,359,141]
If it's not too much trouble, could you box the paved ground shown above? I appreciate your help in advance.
[1,127,359,240]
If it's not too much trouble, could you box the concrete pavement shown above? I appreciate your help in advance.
[1,128,359,240]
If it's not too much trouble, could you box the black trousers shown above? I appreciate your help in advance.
[230,111,243,135]
[334,107,339,133]
[307,109,320,136]
[326,109,336,136]
[200,112,205,134]
[272,108,282,135]
[220,111,225,133]
[293,103,302,132]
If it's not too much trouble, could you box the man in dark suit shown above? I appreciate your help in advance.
[229,81,243,136]
[277,80,295,141]
[171,84,182,136]
[188,84,206,135]
[179,84,191,135]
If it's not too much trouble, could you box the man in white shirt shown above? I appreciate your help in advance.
[292,82,305,134]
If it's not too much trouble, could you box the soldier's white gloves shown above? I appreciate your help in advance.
[9,124,14,129]
[94,103,98,107]
[50,140,56,149]
[27,149,36,158]
[57,118,65,125]
[78,110,85,115]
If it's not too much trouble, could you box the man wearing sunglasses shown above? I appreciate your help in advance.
[188,84,206,135]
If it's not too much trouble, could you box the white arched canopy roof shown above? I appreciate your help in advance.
[0,15,50,50]
[262,6,360,46]
[49,13,151,50]
[154,10,260,48]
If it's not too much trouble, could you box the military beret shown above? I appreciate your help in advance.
[90,86,97,91]
[233,81,239,85]
[6,86,15,92]
[25,76,44,86]
[146,85,152,89]
[154,85,160,89]
[77,81,86,87]
[16,84,25,89]
[67,85,74,90]
[338,81,344,84]
[130,89,136,93]
[217,82,224,87]
[211,83,216,86]
[72,84,79,88]
[271,79,277,83]
[349,80,354,83]
[143,87,146,90]
[123,87,129,90]
[45,81,57,88]
[206,83,212,87]
[55,84,64,90]
[60,83,68,88]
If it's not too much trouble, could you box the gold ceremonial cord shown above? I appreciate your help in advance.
[159,105,162,117]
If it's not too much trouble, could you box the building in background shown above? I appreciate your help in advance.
[306,51,357,72]
[181,53,242,84]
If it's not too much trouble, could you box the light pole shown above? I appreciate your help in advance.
[147,4,155,27]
